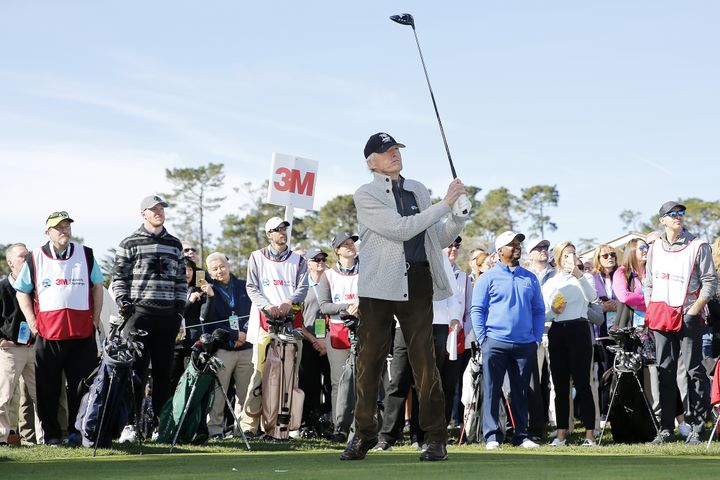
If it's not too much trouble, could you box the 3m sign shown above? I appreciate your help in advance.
[267,153,319,210]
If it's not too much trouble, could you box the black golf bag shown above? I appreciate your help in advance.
[75,317,145,450]
[75,353,137,448]
[603,328,658,444]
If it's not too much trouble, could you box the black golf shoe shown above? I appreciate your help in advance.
[419,441,448,461]
[339,436,378,460]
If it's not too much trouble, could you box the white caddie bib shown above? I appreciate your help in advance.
[649,238,703,307]
[34,243,90,312]
[325,268,359,325]
[247,249,301,343]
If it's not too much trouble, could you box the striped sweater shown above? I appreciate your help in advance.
[111,226,186,313]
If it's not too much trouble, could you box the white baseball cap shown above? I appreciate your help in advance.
[495,231,526,252]
[265,217,290,232]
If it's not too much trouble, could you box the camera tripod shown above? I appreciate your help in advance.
[598,350,660,445]
[170,351,251,452]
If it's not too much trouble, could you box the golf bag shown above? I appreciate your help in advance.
[156,330,230,445]
[334,316,358,435]
[261,317,304,439]
[75,352,137,448]
[460,344,508,444]
[75,315,146,451]
[156,358,215,444]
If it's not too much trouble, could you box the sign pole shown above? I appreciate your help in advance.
[284,205,295,246]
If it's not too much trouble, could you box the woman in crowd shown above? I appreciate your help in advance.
[169,257,205,391]
[542,241,598,446]
[612,238,648,328]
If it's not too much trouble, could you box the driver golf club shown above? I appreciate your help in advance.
[390,13,469,213]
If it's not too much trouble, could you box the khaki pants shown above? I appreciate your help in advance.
[0,345,37,443]
[325,334,351,421]
[207,348,253,436]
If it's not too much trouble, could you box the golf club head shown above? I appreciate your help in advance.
[390,13,414,28]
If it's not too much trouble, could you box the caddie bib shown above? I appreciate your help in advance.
[646,238,703,332]
[250,250,303,332]
[33,243,94,340]
[325,267,359,350]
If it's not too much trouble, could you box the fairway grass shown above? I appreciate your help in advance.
[3,439,720,480]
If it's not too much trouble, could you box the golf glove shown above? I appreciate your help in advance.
[452,194,471,217]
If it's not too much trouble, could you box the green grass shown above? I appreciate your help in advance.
[3,438,720,480]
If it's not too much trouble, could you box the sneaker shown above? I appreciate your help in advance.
[549,438,566,446]
[677,421,691,438]
[372,441,393,452]
[118,425,137,444]
[685,431,701,445]
[330,432,347,443]
[648,430,674,445]
[7,433,21,446]
[581,438,597,447]
[210,433,225,440]
[410,441,420,450]
[520,439,539,449]
[151,431,160,442]
[66,432,82,447]
[485,440,500,450]
[340,436,378,461]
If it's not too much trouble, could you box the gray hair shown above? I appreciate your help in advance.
[5,243,27,262]
[366,153,376,172]
[205,252,229,268]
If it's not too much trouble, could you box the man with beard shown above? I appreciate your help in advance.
[112,195,186,442]
[15,212,104,446]
[470,231,544,450]
[241,216,308,436]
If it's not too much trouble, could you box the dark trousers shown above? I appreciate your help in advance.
[432,324,465,425]
[548,320,595,430]
[356,266,447,442]
[482,337,536,444]
[653,314,709,432]
[169,345,191,393]
[35,335,97,440]
[299,338,331,422]
[379,327,415,444]
[128,311,181,418]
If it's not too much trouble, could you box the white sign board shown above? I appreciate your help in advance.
[266,153,318,211]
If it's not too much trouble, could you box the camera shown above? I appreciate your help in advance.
[607,327,643,373]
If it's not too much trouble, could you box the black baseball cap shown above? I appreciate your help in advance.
[363,132,406,159]
[332,232,359,249]
[659,201,687,216]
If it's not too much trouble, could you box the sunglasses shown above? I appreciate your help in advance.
[310,257,327,263]
[269,226,287,233]
[600,252,617,259]
[47,211,69,220]
[638,245,649,252]
[664,210,686,218]
[183,248,197,253]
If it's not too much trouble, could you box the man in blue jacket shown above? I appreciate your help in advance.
[471,231,545,450]
[200,252,252,439]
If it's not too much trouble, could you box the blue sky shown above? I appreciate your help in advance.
[2,1,718,256]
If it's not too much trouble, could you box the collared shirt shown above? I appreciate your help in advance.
[391,176,427,263]
[471,262,545,344]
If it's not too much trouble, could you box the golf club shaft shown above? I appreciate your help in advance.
[410,28,457,179]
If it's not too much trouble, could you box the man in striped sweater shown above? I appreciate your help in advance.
[111,194,186,442]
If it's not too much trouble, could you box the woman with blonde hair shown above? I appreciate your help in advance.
[542,241,598,446]
[612,238,649,327]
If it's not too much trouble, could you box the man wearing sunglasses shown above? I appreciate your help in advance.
[645,201,717,445]
[112,195,186,443]
[14,212,104,446]
[242,216,308,437]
